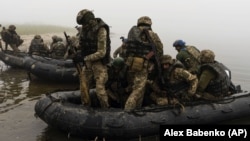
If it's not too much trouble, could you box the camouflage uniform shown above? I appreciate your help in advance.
[50,35,58,48]
[28,35,49,57]
[77,9,111,108]
[197,49,231,100]
[148,55,198,105]
[2,25,23,52]
[173,40,200,74]
[124,16,163,112]
[105,57,131,108]
[50,37,66,59]
[113,37,127,59]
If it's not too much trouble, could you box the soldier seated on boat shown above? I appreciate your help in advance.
[173,39,200,74]
[196,49,233,100]
[146,54,198,105]
[28,35,50,57]
[50,36,67,59]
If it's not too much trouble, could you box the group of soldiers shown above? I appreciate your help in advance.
[0,24,70,59]
[28,34,67,59]
[73,9,237,112]
[0,9,237,112]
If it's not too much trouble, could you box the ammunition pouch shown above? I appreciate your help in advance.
[131,57,144,72]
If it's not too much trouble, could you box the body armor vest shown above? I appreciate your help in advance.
[29,40,47,56]
[200,61,230,95]
[79,18,111,64]
[126,26,152,58]
[51,42,66,58]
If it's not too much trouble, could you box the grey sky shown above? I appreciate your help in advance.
[1,0,250,57]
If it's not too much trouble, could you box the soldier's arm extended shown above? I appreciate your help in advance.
[175,68,198,95]
[113,46,122,58]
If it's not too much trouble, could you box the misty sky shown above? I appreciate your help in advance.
[1,0,250,57]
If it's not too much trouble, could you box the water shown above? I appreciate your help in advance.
[1,37,250,141]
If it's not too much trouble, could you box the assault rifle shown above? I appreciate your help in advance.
[143,29,165,85]
[64,31,90,106]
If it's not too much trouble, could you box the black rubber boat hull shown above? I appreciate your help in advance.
[24,56,78,83]
[0,50,28,68]
[35,90,250,139]
[0,50,78,83]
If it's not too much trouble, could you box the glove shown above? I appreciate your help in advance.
[72,55,83,63]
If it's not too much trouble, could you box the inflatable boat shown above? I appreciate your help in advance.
[0,50,79,83]
[23,55,79,83]
[0,50,28,68]
[35,88,250,140]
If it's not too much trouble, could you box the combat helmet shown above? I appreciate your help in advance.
[200,49,215,63]
[52,35,57,40]
[112,57,125,69]
[173,40,186,48]
[8,25,16,31]
[137,16,152,26]
[76,9,95,25]
[34,35,41,39]
[161,55,173,64]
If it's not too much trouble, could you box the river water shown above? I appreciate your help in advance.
[0,36,250,141]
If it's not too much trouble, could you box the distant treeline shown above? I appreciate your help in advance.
[1,24,76,35]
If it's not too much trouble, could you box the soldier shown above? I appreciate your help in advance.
[50,35,58,48]
[0,26,7,50]
[74,9,111,108]
[50,36,66,59]
[173,39,200,74]
[113,36,127,59]
[105,57,131,108]
[0,24,2,51]
[148,54,198,105]
[1,25,23,52]
[28,35,49,57]
[124,16,163,112]
[196,49,231,100]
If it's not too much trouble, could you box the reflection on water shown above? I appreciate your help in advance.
[0,65,29,114]
[0,62,78,114]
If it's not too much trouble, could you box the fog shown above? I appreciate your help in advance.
[1,0,250,57]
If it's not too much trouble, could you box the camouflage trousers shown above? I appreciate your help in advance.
[81,61,109,108]
[124,67,148,112]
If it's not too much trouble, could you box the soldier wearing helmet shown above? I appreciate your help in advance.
[104,57,131,107]
[50,35,58,47]
[196,49,232,100]
[113,36,127,59]
[50,36,66,59]
[124,16,163,112]
[28,35,49,57]
[147,54,198,105]
[172,39,200,74]
[74,9,111,108]
[2,24,23,52]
